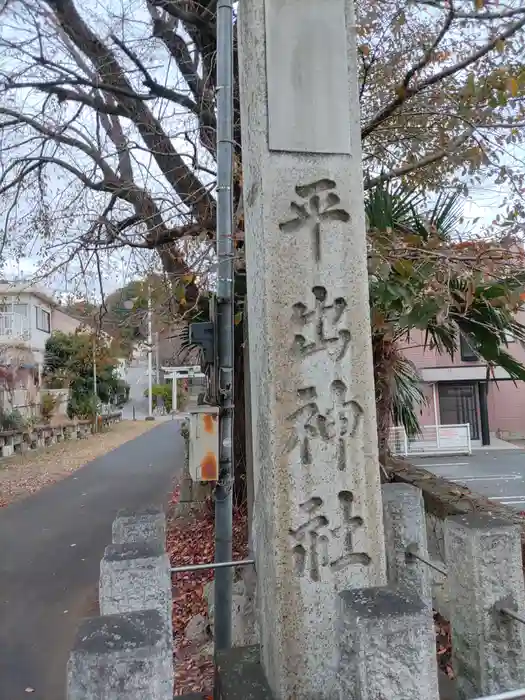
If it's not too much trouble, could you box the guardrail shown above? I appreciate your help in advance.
[388,423,472,457]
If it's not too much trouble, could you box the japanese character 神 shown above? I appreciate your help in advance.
[285,381,363,469]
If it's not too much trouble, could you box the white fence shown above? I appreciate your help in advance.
[389,423,472,457]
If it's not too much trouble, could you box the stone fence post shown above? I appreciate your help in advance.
[445,513,525,699]
[67,610,173,700]
[337,587,439,700]
[67,506,174,699]
[99,540,172,631]
[382,483,432,608]
[112,505,166,545]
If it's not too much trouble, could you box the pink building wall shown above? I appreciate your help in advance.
[398,321,525,438]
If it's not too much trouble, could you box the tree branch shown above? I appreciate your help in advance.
[44,0,216,222]
[364,127,475,190]
[362,13,525,138]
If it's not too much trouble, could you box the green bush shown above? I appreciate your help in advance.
[67,395,98,420]
[144,384,172,412]
[40,392,59,423]
[0,408,27,431]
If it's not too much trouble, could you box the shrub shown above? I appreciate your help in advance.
[67,395,98,420]
[40,392,59,423]
[0,408,27,431]
[144,384,172,412]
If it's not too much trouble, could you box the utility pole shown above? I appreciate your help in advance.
[146,284,154,420]
[92,335,97,407]
[214,0,235,651]
[155,331,160,384]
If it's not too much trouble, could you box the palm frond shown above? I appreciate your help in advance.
[390,354,426,437]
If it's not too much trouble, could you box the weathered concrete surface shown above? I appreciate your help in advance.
[112,504,166,544]
[238,0,386,695]
[215,646,274,700]
[445,513,525,699]
[67,610,173,700]
[0,421,182,700]
[99,540,172,629]
[382,483,432,607]
[337,587,439,700]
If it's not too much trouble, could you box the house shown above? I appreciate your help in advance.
[400,321,525,445]
[0,283,87,383]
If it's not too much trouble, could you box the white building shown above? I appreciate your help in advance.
[0,283,55,369]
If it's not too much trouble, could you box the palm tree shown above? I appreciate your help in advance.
[366,183,525,460]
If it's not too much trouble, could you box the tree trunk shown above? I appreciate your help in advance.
[233,318,247,507]
[372,333,394,470]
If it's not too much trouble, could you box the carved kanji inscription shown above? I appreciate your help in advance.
[292,286,351,361]
[285,380,363,468]
[279,180,350,262]
[290,492,371,581]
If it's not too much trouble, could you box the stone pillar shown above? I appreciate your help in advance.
[238,0,386,696]
[445,514,525,699]
[99,541,172,630]
[67,610,173,700]
[337,587,439,700]
[112,505,166,545]
[382,483,432,608]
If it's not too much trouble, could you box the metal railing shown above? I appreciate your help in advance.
[389,423,472,457]
[406,547,525,700]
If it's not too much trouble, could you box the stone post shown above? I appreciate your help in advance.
[67,610,173,700]
[337,587,439,700]
[445,514,525,699]
[112,505,166,545]
[382,483,432,608]
[238,0,386,696]
[99,541,172,630]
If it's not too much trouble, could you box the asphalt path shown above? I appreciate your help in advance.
[414,448,525,510]
[0,420,182,700]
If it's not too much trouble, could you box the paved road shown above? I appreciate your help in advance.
[0,421,182,700]
[414,449,525,510]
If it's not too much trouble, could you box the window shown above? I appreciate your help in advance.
[0,302,28,317]
[504,331,516,344]
[459,333,478,362]
[35,306,50,333]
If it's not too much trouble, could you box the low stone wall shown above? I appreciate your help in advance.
[67,505,174,699]
[0,411,122,459]
[386,457,525,620]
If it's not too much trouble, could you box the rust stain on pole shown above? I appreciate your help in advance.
[201,450,218,480]
[203,413,217,434]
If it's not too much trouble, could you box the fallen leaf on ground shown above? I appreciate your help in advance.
[434,611,454,678]
[0,420,157,508]
[167,481,248,695]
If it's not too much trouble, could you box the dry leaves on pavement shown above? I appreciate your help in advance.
[167,483,247,696]
[0,420,157,507]
[434,611,453,678]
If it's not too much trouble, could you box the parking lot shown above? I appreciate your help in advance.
[415,448,525,511]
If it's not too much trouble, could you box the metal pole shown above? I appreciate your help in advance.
[155,331,160,384]
[171,558,254,574]
[472,689,525,700]
[214,0,234,652]
[93,335,98,425]
[147,285,154,419]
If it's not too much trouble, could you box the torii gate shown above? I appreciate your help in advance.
[161,365,206,412]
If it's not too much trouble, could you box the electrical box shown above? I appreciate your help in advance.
[188,406,220,482]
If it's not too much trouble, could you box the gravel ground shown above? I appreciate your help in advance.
[0,420,158,507]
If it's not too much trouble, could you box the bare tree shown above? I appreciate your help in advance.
[1,0,525,490]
